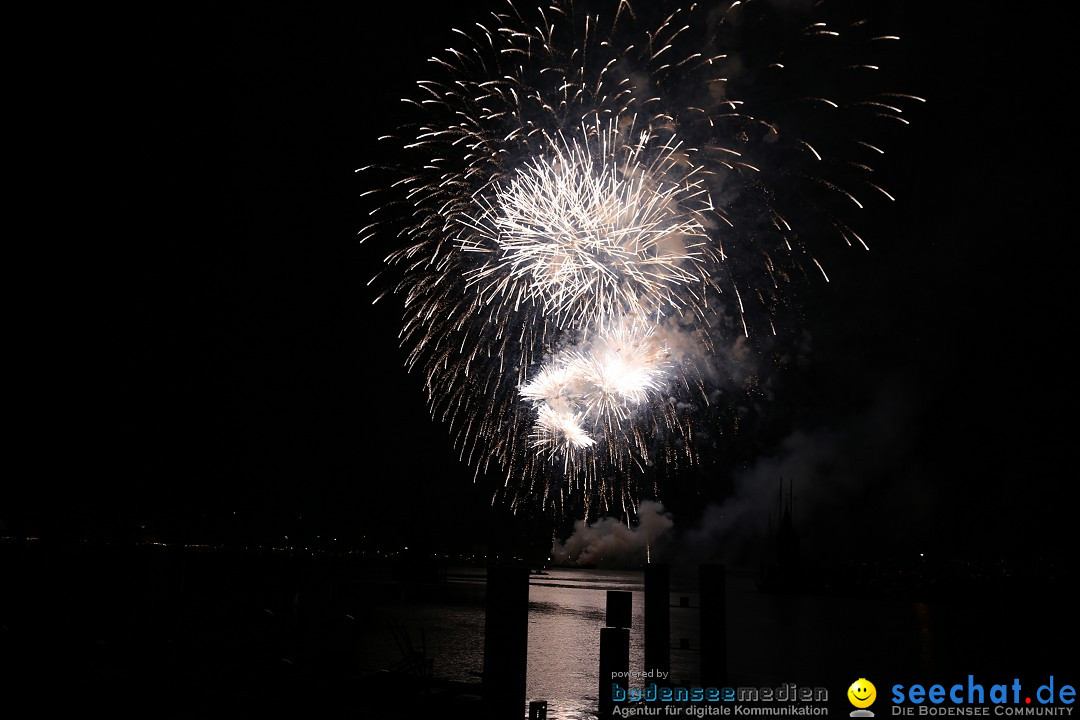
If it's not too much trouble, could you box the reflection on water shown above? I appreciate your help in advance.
[357,568,647,718]
[527,570,646,720]
[355,566,1037,720]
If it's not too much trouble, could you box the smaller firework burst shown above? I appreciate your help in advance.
[520,316,673,475]
[456,119,719,331]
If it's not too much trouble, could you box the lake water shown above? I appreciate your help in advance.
[354,566,930,719]
[354,565,1073,719]
[5,545,1070,719]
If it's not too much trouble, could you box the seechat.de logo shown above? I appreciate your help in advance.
[891,675,1076,715]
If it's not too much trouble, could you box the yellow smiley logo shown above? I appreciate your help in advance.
[848,679,877,709]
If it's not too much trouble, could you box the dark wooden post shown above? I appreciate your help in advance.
[700,564,727,687]
[644,564,670,682]
[483,566,529,719]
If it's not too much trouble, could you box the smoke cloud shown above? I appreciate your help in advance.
[552,500,674,567]
[680,377,929,567]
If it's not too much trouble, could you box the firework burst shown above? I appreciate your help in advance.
[458,121,717,329]
[521,316,673,463]
[361,0,919,517]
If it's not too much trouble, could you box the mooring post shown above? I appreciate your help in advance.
[599,589,632,717]
[483,566,529,719]
[699,564,727,687]
[644,564,670,683]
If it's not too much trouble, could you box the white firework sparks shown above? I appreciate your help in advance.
[457,121,716,329]
[362,0,920,516]
[520,317,672,467]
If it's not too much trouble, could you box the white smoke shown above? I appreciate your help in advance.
[552,500,674,567]
[681,378,926,567]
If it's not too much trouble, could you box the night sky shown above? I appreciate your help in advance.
[9,2,1073,570]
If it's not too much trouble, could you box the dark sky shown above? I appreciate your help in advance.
[9,2,1073,564]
